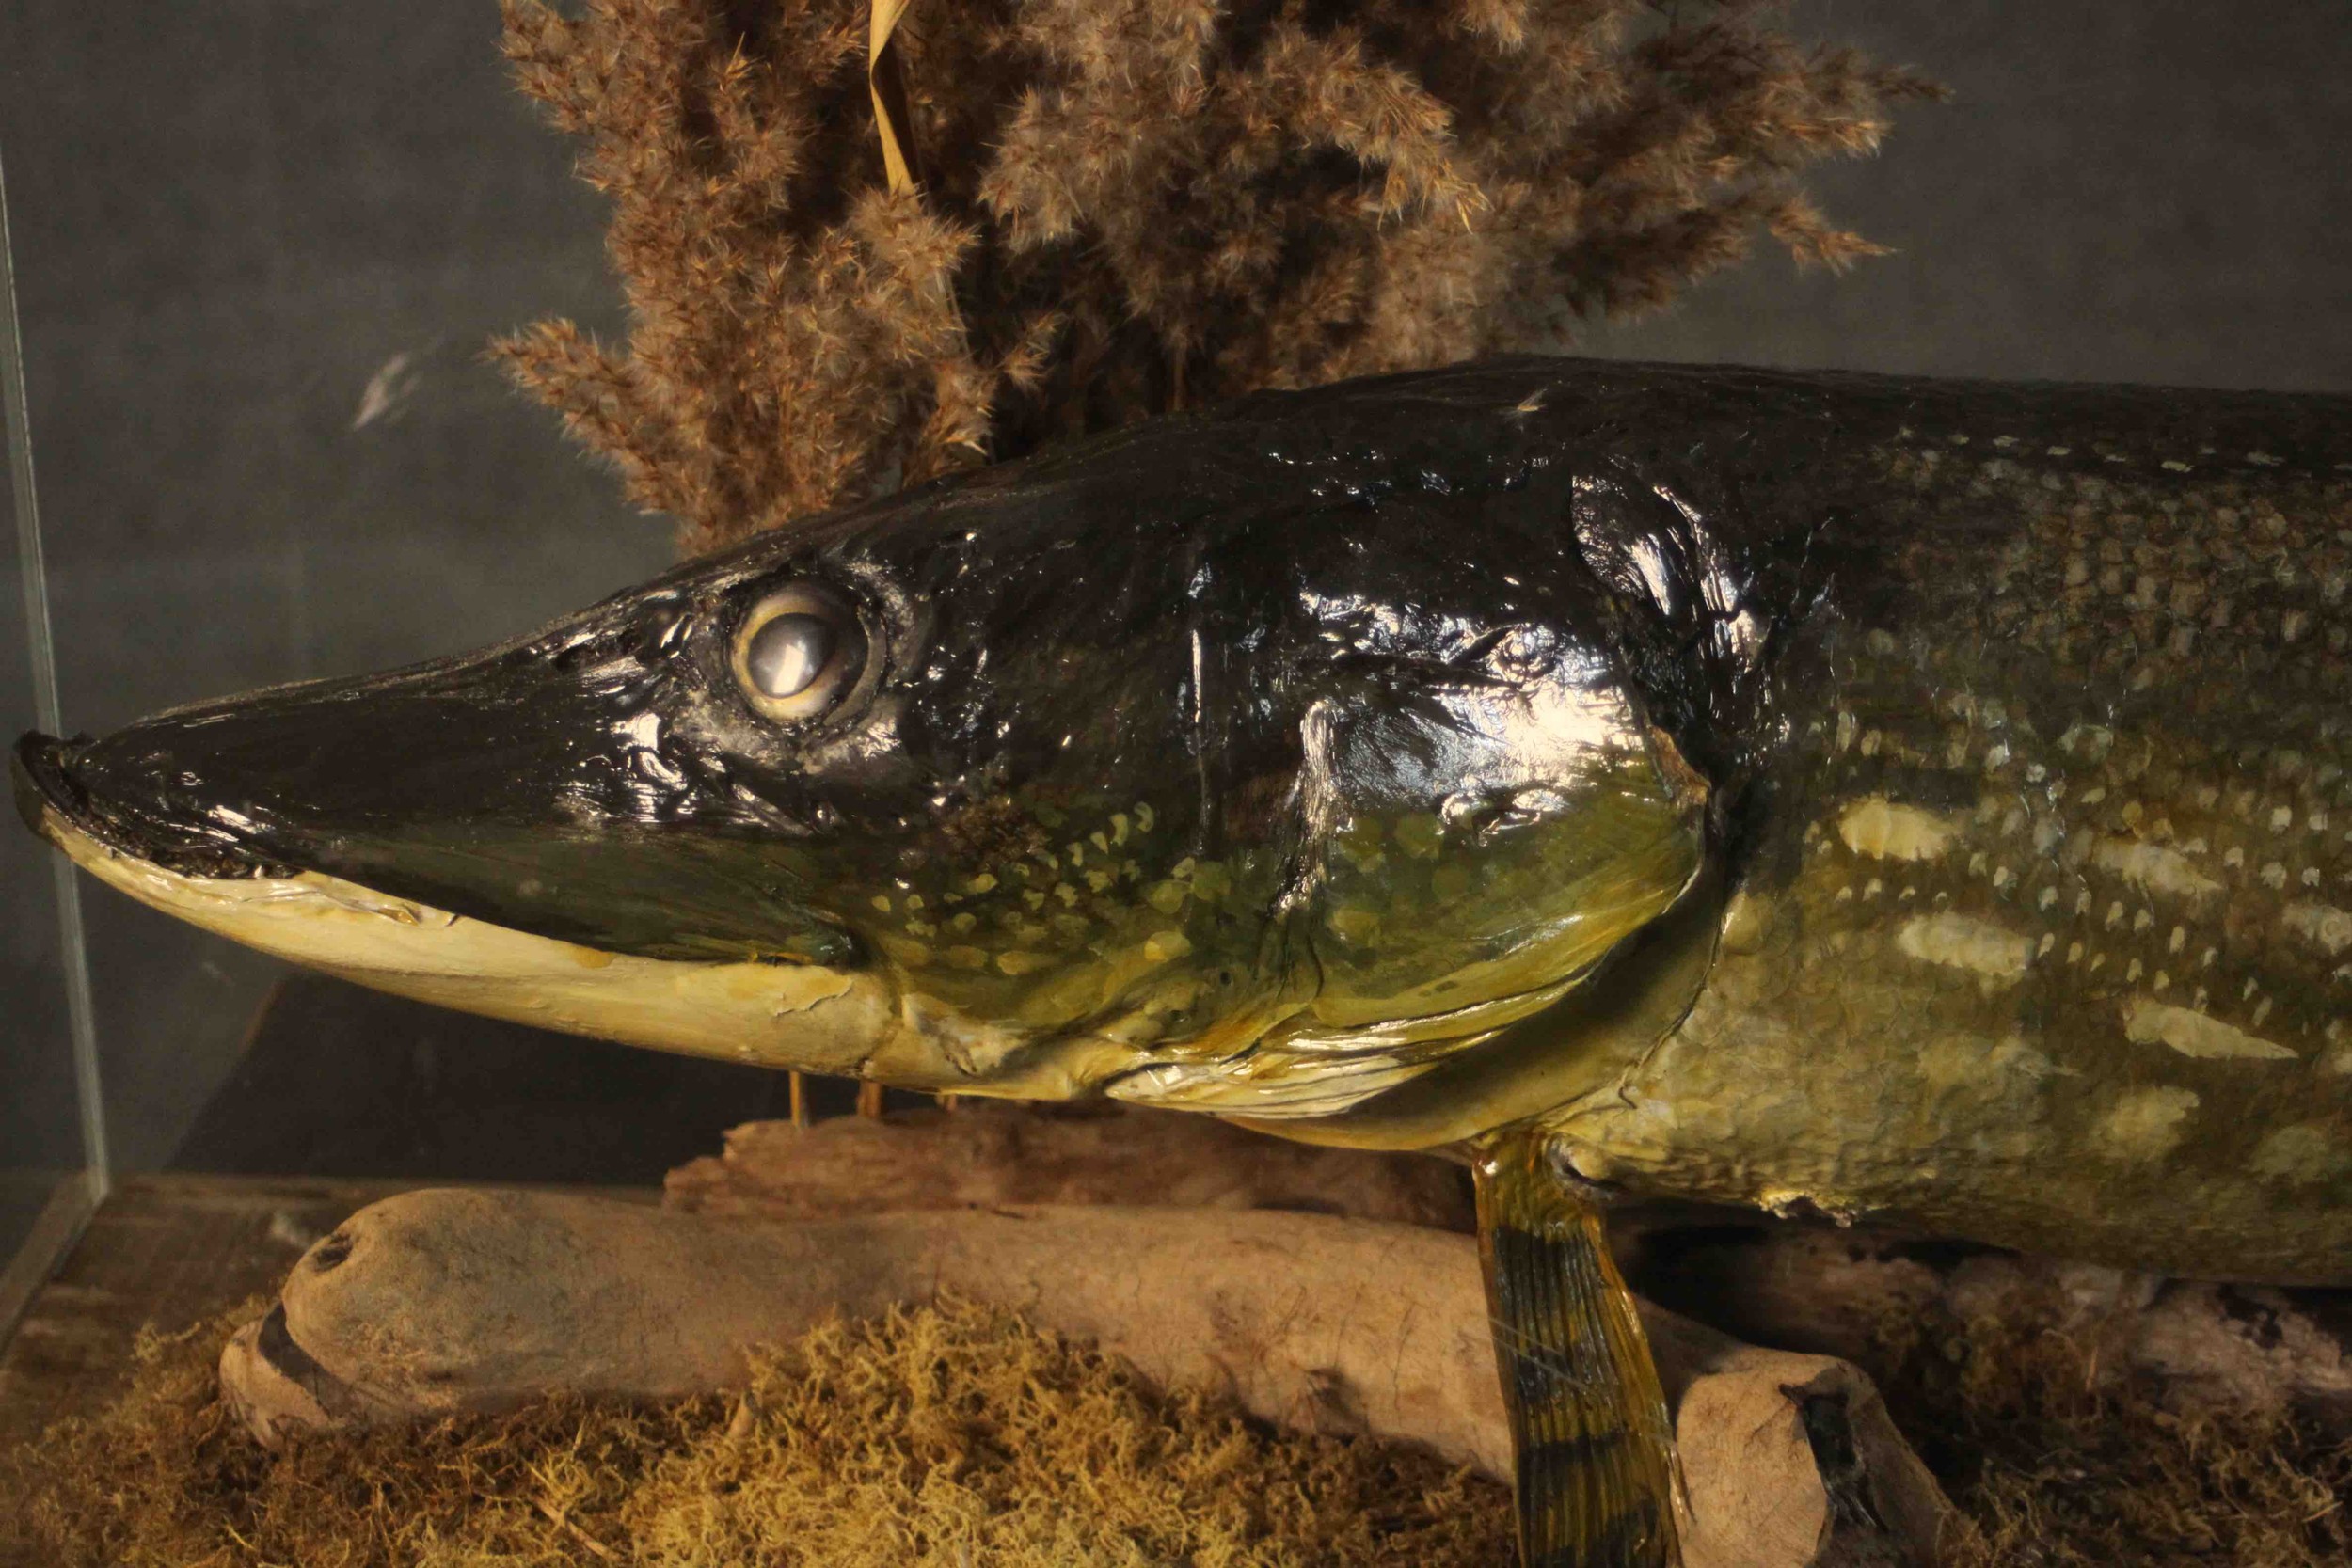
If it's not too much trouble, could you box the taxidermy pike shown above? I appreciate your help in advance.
[16,356,2352,1566]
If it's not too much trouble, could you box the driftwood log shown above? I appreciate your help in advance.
[666,1100,1477,1228]
[222,1189,1958,1568]
[672,1104,2352,1433]
[1615,1211,2352,1433]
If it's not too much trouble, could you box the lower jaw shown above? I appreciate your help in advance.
[34,803,898,1074]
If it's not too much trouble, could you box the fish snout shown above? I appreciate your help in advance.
[14,726,289,877]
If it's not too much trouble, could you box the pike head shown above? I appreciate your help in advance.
[15,369,1731,1146]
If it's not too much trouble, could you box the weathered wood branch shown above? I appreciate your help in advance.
[1615,1211,2352,1432]
[665,1102,1477,1230]
[221,1190,1960,1568]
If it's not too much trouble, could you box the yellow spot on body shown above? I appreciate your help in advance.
[2092,1085,2201,1162]
[2284,903,2352,956]
[2092,839,2222,900]
[569,946,614,970]
[965,873,997,895]
[1895,913,2033,981]
[2252,1125,2351,1186]
[1135,802,1155,832]
[945,945,989,971]
[1393,816,1444,858]
[1143,929,1193,963]
[995,950,1053,977]
[870,895,894,913]
[1109,814,1130,846]
[1327,907,1380,944]
[2123,999,2298,1061]
[1145,880,1187,915]
[1837,798,1966,862]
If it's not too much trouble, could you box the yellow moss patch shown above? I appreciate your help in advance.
[0,1295,1508,1568]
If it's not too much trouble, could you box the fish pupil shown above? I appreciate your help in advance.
[747,613,835,698]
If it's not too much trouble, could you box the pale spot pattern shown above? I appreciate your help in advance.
[2090,839,2223,901]
[2092,1085,2202,1163]
[2284,902,2352,958]
[2122,999,2298,1062]
[1893,913,2034,982]
[1836,797,1966,862]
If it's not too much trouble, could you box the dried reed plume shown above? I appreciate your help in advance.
[496,0,1939,553]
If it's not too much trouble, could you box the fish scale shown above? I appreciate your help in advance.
[1552,406,2352,1280]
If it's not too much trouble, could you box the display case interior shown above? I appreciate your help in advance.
[1,3,2348,1563]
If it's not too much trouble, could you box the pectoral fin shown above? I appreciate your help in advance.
[1476,1132,1680,1568]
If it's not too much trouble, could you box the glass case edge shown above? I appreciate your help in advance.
[0,134,113,1194]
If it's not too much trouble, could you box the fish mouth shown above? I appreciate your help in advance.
[12,728,901,1075]
[12,729,1112,1096]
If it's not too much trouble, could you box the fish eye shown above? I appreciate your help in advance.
[731,582,869,722]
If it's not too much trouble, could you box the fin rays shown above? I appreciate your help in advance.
[1477,1133,1680,1568]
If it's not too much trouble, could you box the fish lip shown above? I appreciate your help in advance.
[11,730,82,839]
[11,729,294,879]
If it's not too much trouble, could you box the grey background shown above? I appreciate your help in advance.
[0,2,2345,1207]
[1583,2,2351,388]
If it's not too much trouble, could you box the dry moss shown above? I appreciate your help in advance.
[1884,1306,2352,1568]
[12,1288,2352,1567]
[0,1294,1509,1568]
[494,0,1940,553]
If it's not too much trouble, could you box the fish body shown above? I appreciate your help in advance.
[15,356,2352,1287]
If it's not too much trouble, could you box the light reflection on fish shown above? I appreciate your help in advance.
[16,356,2352,1567]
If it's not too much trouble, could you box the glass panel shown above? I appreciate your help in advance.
[0,5,684,1179]
[0,132,99,1335]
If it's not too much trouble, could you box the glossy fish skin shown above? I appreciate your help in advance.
[1512,363,2352,1284]
[12,357,1709,1113]
[15,356,2352,1288]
